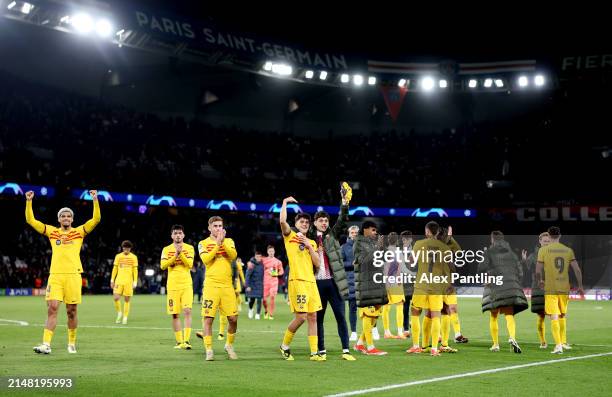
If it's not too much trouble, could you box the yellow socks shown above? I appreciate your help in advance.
[537,316,546,344]
[396,304,404,330]
[430,317,441,349]
[506,315,516,340]
[308,335,318,354]
[450,312,461,335]
[382,305,390,332]
[363,317,374,347]
[204,335,212,350]
[551,319,561,345]
[68,328,77,345]
[174,330,184,344]
[219,315,228,335]
[410,315,420,348]
[123,302,130,318]
[184,328,191,342]
[226,333,235,346]
[43,329,54,345]
[441,314,450,346]
[422,316,431,347]
[490,313,499,345]
[382,304,404,333]
[559,317,567,344]
[114,300,121,313]
[282,329,295,347]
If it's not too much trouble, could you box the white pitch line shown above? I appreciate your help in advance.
[326,352,612,397]
[0,318,29,326]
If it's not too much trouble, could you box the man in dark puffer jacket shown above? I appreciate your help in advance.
[521,232,551,349]
[479,231,528,354]
[353,221,388,355]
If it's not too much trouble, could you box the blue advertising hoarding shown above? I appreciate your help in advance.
[71,189,475,218]
[0,182,55,198]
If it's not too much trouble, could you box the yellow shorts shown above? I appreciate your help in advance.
[443,294,457,306]
[545,294,569,316]
[288,280,322,313]
[387,293,405,304]
[113,283,133,297]
[359,306,382,318]
[202,286,237,317]
[167,288,193,315]
[412,295,443,312]
[45,274,82,304]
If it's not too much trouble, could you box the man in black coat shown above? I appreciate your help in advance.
[479,231,528,354]
[353,220,388,355]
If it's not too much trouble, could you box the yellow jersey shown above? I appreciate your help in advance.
[537,241,575,294]
[441,237,461,288]
[283,230,318,283]
[112,252,138,284]
[198,237,238,288]
[413,238,452,295]
[25,199,100,274]
[161,243,194,291]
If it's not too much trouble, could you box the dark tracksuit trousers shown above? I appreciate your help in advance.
[403,294,413,330]
[316,278,350,352]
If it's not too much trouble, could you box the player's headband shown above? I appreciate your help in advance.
[57,207,74,219]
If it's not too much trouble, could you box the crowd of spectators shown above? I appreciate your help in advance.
[1,70,610,289]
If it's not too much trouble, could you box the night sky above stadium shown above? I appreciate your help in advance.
[113,1,610,59]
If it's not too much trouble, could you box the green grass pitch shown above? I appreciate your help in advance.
[1,296,611,396]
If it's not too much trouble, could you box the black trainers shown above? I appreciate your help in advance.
[509,339,522,354]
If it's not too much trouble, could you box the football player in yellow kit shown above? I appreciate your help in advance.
[198,216,239,361]
[278,197,323,361]
[536,226,584,354]
[407,221,448,357]
[26,189,101,354]
[111,240,138,324]
[160,225,195,350]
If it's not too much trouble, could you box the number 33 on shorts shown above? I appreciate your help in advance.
[288,280,322,313]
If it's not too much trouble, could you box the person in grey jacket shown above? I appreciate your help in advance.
[521,232,551,349]
[341,225,359,341]
[245,251,265,320]
[478,231,528,354]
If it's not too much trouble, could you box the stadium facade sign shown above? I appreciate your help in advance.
[561,54,612,71]
[129,10,350,70]
[516,206,612,221]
